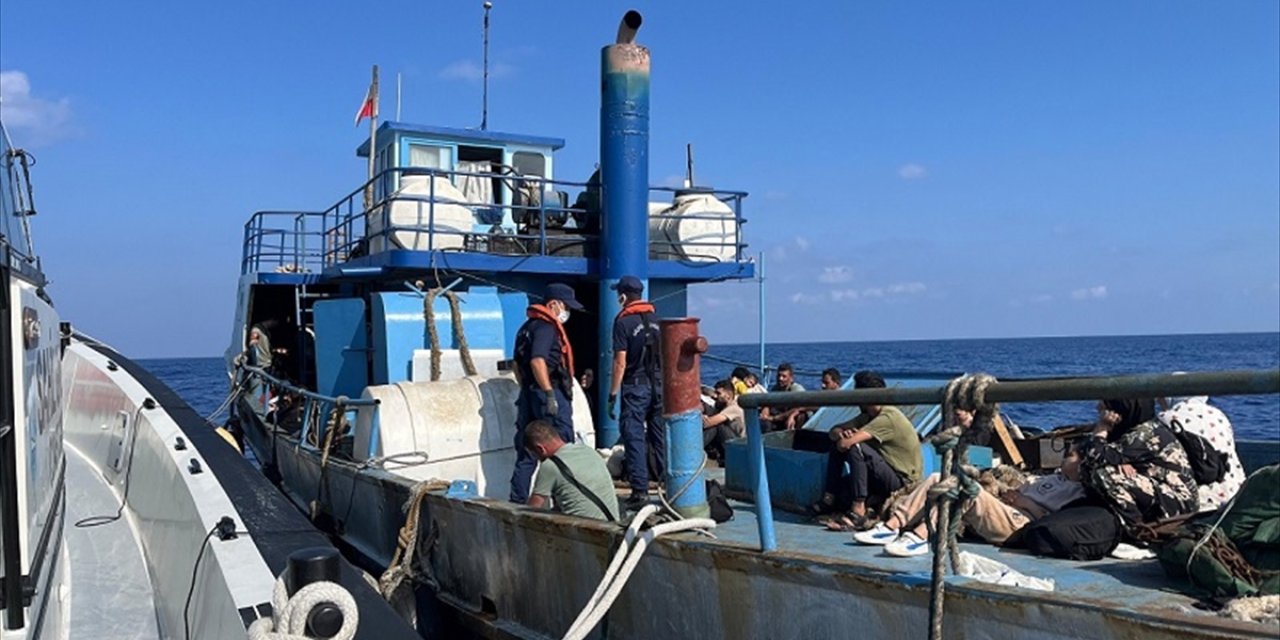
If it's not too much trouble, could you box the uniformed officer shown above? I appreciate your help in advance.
[510,282,584,503]
[607,275,665,510]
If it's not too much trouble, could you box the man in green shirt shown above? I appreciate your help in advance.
[525,420,620,521]
[816,370,923,531]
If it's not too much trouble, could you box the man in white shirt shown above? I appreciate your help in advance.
[702,380,745,461]
[853,412,1086,557]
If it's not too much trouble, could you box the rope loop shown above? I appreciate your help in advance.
[424,288,479,381]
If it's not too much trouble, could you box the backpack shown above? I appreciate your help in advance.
[1167,418,1229,485]
[706,479,734,524]
[637,312,662,384]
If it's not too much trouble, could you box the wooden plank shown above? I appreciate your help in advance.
[992,413,1024,468]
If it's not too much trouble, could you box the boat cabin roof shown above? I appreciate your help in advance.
[356,122,566,157]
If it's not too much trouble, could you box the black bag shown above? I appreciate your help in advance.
[1167,418,1228,485]
[1007,505,1122,561]
[706,479,734,523]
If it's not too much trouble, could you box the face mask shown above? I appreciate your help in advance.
[558,309,571,323]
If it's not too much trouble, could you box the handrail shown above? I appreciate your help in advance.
[738,369,1280,410]
[239,165,753,274]
[739,368,1280,554]
[240,366,378,407]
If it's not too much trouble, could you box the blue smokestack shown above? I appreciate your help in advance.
[597,10,650,446]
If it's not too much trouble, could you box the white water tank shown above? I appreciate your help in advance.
[649,191,739,262]
[353,375,596,498]
[367,175,475,253]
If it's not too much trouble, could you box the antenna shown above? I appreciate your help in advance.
[481,1,493,130]
[685,143,695,189]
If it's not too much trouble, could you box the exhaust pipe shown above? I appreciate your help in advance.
[597,11,650,447]
[616,10,642,44]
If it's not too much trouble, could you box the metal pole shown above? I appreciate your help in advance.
[481,2,492,131]
[365,65,379,211]
[738,369,1280,410]
[744,408,777,552]
[757,251,765,378]
[596,10,649,447]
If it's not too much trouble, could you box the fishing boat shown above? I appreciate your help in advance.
[221,9,1280,640]
[1,119,419,639]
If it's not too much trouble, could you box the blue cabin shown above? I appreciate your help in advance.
[231,118,754,442]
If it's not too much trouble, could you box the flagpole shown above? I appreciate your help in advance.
[365,64,379,211]
[481,1,492,130]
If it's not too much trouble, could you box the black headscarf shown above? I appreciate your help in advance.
[1101,398,1156,440]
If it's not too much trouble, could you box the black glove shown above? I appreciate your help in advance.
[544,389,559,416]
[607,393,618,419]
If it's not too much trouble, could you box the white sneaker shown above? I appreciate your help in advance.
[884,532,930,557]
[852,523,899,546]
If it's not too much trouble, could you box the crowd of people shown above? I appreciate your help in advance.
[503,279,1250,570]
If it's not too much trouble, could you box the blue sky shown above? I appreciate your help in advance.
[2,1,1277,357]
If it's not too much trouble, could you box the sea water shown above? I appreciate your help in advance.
[142,332,1279,440]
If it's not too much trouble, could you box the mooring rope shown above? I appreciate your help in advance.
[926,372,998,640]
[424,288,479,381]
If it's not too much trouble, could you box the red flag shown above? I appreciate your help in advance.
[354,82,377,126]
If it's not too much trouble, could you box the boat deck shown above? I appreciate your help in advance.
[669,465,1245,627]
[64,444,160,639]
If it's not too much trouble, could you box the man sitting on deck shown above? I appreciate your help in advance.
[816,370,924,531]
[525,419,620,521]
[702,379,746,462]
[759,363,808,431]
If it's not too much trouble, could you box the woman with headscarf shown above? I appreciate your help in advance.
[1076,398,1199,529]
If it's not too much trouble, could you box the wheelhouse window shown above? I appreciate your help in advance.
[407,143,449,170]
[512,151,546,179]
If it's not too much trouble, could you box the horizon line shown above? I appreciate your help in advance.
[135,329,1280,361]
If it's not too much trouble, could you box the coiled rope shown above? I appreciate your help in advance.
[424,288,478,381]
[247,574,358,640]
[925,373,998,640]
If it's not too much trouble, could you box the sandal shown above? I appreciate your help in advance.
[824,513,872,532]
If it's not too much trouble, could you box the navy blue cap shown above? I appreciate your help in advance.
[610,275,644,295]
[545,282,585,311]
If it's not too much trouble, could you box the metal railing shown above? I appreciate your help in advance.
[240,365,377,450]
[735,369,1280,553]
[239,166,750,274]
[241,211,328,274]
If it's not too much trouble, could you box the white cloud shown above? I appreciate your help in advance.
[886,282,926,295]
[861,287,885,298]
[897,163,928,180]
[829,289,859,302]
[439,60,515,82]
[0,70,73,144]
[818,266,853,284]
[790,292,824,305]
[1070,285,1108,301]
[770,236,811,262]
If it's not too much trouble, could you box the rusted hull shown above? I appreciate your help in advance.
[425,495,1273,640]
